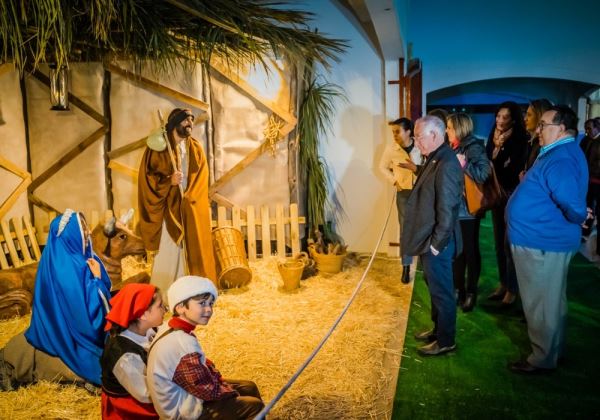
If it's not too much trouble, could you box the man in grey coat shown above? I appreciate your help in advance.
[402,115,464,356]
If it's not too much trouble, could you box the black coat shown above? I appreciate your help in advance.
[485,129,528,194]
[401,143,464,256]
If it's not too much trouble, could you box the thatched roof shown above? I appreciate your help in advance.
[0,0,347,73]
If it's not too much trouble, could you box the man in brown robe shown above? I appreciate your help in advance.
[138,108,217,286]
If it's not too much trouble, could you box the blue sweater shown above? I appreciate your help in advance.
[506,139,588,252]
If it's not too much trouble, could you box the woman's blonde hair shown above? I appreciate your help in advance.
[447,112,473,141]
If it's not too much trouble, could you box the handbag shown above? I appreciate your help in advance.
[464,163,505,216]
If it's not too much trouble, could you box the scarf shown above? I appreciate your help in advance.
[492,127,513,159]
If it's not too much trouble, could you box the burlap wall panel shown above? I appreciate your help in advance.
[0,68,29,220]
[210,64,291,209]
[109,62,206,213]
[28,63,106,235]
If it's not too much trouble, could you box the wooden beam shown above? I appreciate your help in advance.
[107,64,209,111]
[107,137,147,160]
[0,154,30,179]
[29,126,108,192]
[210,59,297,125]
[103,68,114,210]
[210,193,247,218]
[28,193,59,214]
[30,69,106,124]
[0,176,31,220]
[107,160,139,182]
[209,135,287,195]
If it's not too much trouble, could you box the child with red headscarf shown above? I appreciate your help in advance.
[101,284,166,419]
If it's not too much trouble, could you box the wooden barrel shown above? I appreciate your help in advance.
[212,227,252,289]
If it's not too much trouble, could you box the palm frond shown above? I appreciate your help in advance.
[0,0,347,74]
[298,76,346,234]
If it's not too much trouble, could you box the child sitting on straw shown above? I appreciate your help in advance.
[147,275,264,419]
[101,283,166,419]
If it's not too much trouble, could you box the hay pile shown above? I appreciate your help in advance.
[0,256,412,419]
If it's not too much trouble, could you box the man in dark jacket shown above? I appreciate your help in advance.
[402,116,464,356]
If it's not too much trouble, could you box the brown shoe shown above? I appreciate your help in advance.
[508,360,553,374]
[501,291,516,305]
[414,329,436,343]
[487,285,506,301]
[417,341,456,356]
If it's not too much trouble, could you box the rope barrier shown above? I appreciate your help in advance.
[254,193,397,419]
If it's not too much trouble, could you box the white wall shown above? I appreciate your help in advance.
[306,0,390,253]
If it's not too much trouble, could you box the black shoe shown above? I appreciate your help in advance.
[508,360,553,374]
[418,340,456,356]
[401,265,410,284]
[414,329,436,343]
[461,293,476,312]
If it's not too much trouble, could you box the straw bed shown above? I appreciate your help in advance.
[0,257,411,419]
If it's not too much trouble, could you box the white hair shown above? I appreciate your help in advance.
[416,115,446,139]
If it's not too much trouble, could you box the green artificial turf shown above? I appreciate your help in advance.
[392,216,600,419]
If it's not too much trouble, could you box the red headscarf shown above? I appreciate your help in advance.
[105,284,157,331]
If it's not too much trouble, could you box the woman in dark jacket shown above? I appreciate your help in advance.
[447,113,491,312]
[523,99,553,172]
[485,101,529,305]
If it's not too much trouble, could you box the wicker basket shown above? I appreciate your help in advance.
[212,227,252,289]
[309,247,345,274]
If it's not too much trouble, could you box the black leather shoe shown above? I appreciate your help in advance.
[461,293,476,312]
[414,329,436,342]
[401,265,410,284]
[418,341,456,356]
[508,360,553,374]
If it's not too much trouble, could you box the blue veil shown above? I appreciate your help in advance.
[24,210,112,385]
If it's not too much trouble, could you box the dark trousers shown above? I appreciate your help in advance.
[199,379,264,420]
[490,205,518,293]
[421,236,456,347]
[397,190,413,266]
[453,218,481,297]
[587,183,600,255]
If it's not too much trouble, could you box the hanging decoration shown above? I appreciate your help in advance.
[49,64,69,111]
[263,114,285,157]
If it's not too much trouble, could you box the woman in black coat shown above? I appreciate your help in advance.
[447,113,491,312]
[485,101,529,305]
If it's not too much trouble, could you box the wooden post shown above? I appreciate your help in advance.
[260,206,271,257]
[290,203,300,257]
[246,205,256,261]
[11,217,33,264]
[275,204,285,257]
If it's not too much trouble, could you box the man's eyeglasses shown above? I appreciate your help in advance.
[537,121,561,130]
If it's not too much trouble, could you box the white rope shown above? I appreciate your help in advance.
[254,194,397,419]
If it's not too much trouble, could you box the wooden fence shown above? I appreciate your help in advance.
[0,216,41,269]
[33,203,305,262]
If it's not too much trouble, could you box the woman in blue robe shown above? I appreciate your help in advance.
[24,209,112,385]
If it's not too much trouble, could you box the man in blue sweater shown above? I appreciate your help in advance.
[506,105,587,374]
